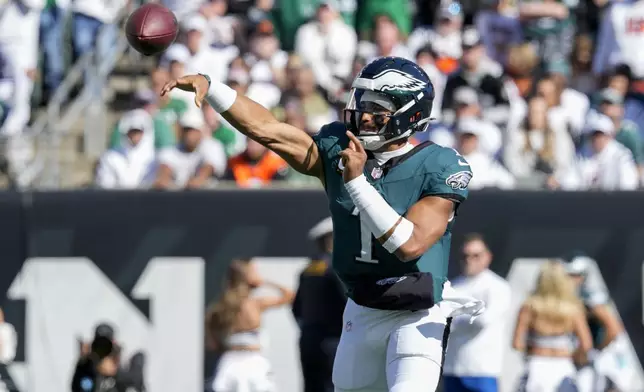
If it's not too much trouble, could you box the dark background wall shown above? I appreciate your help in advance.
[0,190,642,372]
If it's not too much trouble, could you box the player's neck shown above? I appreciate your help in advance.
[376,140,408,153]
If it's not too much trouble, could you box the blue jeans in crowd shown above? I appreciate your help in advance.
[443,376,499,392]
[72,12,117,97]
[40,7,65,95]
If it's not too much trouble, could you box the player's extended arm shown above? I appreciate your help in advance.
[161,74,323,179]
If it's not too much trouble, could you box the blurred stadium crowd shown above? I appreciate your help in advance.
[3,0,644,189]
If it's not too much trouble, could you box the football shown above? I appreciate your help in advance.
[125,3,178,56]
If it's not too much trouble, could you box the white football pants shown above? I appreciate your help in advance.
[332,298,451,392]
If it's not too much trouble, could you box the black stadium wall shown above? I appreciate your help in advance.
[0,190,643,386]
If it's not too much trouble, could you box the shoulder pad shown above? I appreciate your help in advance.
[314,121,346,140]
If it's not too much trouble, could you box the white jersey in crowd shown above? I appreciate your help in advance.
[604,1,644,78]
[559,140,639,190]
[462,151,516,190]
[158,138,227,187]
[443,269,511,378]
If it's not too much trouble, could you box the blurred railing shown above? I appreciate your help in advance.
[14,5,136,189]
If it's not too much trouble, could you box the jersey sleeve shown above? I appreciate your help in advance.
[312,122,347,183]
[420,147,472,203]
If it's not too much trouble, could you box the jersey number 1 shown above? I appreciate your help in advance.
[354,210,378,264]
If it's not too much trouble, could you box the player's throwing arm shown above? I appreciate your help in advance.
[160,74,323,180]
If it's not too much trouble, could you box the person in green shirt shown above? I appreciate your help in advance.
[271,0,356,51]
[109,68,183,149]
[597,88,644,166]
[355,0,411,40]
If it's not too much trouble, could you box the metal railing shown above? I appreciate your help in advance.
[15,6,135,189]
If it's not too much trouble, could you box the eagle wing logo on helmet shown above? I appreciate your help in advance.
[446,171,473,190]
[372,69,426,92]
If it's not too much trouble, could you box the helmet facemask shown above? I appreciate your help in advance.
[343,88,431,151]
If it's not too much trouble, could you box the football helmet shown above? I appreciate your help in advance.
[344,57,435,150]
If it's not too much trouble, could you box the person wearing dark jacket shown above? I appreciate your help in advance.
[293,217,346,392]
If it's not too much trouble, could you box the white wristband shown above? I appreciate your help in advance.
[205,78,238,113]
[382,218,414,253]
[345,174,401,238]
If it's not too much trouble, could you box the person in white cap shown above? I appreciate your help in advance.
[95,109,157,189]
[154,109,226,189]
[293,217,346,392]
[555,112,639,190]
[455,117,515,190]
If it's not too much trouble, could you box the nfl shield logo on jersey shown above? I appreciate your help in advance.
[371,167,383,179]
[446,171,473,190]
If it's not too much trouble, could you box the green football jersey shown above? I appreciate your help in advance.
[314,122,472,303]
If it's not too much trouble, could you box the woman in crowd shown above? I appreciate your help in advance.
[512,261,593,392]
[206,258,295,392]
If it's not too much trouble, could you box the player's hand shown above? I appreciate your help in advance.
[339,131,367,182]
[160,74,209,108]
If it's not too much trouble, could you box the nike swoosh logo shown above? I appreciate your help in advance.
[458,160,469,166]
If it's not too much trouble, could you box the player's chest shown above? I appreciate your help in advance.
[329,158,419,216]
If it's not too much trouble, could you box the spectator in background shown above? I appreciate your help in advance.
[71,0,123,67]
[199,0,236,48]
[95,112,156,189]
[109,96,176,152]
[546,61,590,138]
[570,34,598,96]
[518,0,576,70]
[451,86,503,156]
[244,19,286,109]
[0,308,17,365]
[556,113,639,190]
[455,118,515,189]
[505,43,539,100]
[415,45,446,121]
[512,261,592,392]
[475,0,523,66]
[206,258,294,392]
[504,96,575,189]
[596,88,644,169]
[154,109,227,189]
[408,2,464,75]
[39,0,67,102]
[293,217,345,392]
[593,0,644,83]
[0,0,43,135]
[442,27,510,129]
[357,14,413,63]
[443,234,511,392]
[177,14,233,83]
[294,1,357,100]
[161,0,206,22]
[355,0,411,41]
[224,139,288,188]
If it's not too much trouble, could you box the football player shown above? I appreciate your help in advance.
[162,57,484,392]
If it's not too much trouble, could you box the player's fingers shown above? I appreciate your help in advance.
[345,131,364,153]
[348,140,357,152]
[160,80,176,96]
[194,87,203,108]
